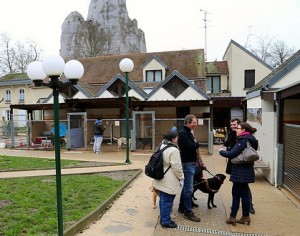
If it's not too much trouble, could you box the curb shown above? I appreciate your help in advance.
[64,169,142,236]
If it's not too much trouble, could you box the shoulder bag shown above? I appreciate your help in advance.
[231,141,259,165]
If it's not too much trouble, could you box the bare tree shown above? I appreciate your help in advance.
[270,40,295,68]
[73,21,112,59]
[244,33,295,68]
[0,32,42,76]
[0,33,15,75]
[14,40,41,73]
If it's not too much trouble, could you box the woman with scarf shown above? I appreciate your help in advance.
[219,122,258,226]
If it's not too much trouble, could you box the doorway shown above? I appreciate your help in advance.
[67,112,87,150]
[132,111,155,151]
[176,106,190,131]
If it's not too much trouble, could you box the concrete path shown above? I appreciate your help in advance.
[0,146,299,236]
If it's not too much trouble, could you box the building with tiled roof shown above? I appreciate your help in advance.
[6,42,273,152]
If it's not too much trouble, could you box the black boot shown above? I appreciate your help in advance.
[249,204,255,214]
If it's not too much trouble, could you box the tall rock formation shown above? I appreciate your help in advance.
[60,0,146,60]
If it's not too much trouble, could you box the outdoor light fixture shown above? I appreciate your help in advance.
[119,58,134,164]
[27,54,84,236]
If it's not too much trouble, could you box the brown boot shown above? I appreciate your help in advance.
[184,212,201,222]
[225,217,236,226]
[237,216,251,225]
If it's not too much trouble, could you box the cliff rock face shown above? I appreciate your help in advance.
[60,0,146,60]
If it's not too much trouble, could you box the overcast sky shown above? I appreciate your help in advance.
[1,0,299,61]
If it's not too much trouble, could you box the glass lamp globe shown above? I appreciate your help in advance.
[64,60,84,82]
[27,61,46,81]
[42,54,65,76]
[119,58,134,73]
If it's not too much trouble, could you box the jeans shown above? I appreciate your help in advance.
[93,135,103,152]
[230,182,250,217]
[159,191,176,225]
[179,162,196,214]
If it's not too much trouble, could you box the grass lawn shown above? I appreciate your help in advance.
[0,172,132,235]
[0,155,106,171]
[0,155,136,235]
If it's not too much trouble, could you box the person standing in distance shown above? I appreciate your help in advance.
[171,123,177,133]
[178,114,201,222]
[2,116,7,125]
[93,118,106,154]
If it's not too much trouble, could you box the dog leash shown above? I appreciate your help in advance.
[204,168,214,176]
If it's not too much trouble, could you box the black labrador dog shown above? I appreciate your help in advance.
[137,137,152,149]
[192,173,226,209]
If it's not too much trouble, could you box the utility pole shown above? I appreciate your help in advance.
[200,8,210,61]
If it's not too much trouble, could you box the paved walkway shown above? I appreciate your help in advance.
[0,146,299,236]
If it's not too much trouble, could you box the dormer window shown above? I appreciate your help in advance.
[107,79,130,97]
[146,70,162,82]
[163,76,188,98]
[59,85,78,98]
[142,56,168,82]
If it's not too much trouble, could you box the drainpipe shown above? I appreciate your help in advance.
[208,100,214,154]
[274,92,283,187]
[10,109,15,148]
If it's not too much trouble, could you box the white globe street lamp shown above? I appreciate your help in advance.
[26,55,84,236]
[119,58,134,164]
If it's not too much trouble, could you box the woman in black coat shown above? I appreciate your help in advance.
[219,122,258,226]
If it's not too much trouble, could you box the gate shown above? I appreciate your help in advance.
[283,124,300,200]
[67,113,87,150]
[131,114,212,152]
[132,111,155,151]
[154,117,212,154]
[2,113,28,148]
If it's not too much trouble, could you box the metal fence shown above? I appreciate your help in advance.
[1,115,212,153]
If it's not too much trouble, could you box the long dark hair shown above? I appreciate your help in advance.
[239,122,257,134]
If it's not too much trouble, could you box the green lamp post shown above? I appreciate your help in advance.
[27,55,84,236]
[119,58,134,164]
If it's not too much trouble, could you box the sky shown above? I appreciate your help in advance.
[0,0,299,61]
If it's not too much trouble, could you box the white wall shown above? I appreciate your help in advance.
[272,66,300,88]
[73,91,89,99]
[220,74,228,91]
[224,43,272,97]
[247,96,261,108]
[98,88,144,100]
[148,86,207,101]
[247,96,275,184]
[45,94,65,104]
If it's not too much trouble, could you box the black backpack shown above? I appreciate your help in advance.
[145,144,175,180]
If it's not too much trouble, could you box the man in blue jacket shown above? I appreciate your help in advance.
[178,114,201,222]
[93,118,106,154]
